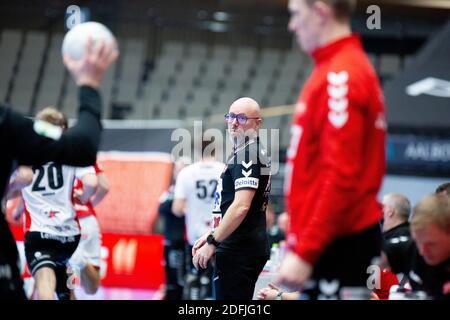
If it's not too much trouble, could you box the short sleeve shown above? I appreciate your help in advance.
[231,156,261,191]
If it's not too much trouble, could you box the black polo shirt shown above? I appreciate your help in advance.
[213,138,271,257]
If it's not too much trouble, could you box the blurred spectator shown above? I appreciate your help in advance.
[409,193,450,299]
[372,193,414,299]
[381,193,415,275]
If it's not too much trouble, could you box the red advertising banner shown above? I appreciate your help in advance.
[100,232,165,289]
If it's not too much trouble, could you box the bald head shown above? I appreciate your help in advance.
[383,193,411,222]
[229,97,261,118]
[227,97,262,145]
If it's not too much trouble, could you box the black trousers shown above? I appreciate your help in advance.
[302,223,382,300]
[214,252,268,300]
[163,239,185,300]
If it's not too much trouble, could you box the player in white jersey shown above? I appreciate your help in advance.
[173,140,224,299]
[21,108,98,300]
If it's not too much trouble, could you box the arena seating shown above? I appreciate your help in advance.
[0,28,405,150]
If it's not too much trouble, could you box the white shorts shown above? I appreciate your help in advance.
[69,215,102,269]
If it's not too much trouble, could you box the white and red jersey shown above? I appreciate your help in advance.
[73,162,103,219]
[21,163,95,237]
[285,34,386,264]
[174,160,224,245]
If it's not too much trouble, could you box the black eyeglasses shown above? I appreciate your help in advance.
[225,113,260,125]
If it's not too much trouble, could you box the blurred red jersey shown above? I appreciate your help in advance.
[285,34,386,264]
[73,162,103,218]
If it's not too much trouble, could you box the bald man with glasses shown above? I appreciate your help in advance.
[192,97,272,300]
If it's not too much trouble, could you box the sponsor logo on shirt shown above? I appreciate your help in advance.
[48,210,58,218]
[235,177,259,189]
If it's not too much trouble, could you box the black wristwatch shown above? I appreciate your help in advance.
[206,233,220,247]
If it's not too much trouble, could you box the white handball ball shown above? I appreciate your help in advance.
[62,21,116,60]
